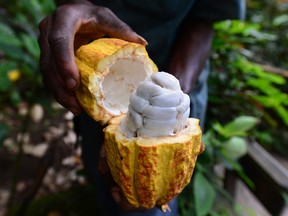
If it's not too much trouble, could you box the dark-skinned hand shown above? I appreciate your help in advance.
[38,1,147,115]
[38,1,147,211]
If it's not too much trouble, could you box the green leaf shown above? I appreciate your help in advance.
[253,70,285,85]
[221,116,259,137]
[20,33,40,59]
[212,122,228,136]
[0,23,22,48]
[234,56,286,85]
[275,105,288,126]
[0,41,26,61]
[194,172,216,216]
[247,79,288,102]
[214,20,260,35]
[251,95,278,108]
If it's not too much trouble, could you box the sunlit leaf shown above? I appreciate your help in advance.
[223,116,259,136]
[213,116,259,138]
[275,105,288,126]
[251,95,278,107]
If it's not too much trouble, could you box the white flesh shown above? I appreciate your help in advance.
[101,58,147,115]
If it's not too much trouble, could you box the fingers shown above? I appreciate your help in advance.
[110,187,147,212]
[91,6,147,46]
[97,145,115,187]
[38,16,82,114]
[38,3,147,115]
[48,6,81,90]
[42,4,147,91]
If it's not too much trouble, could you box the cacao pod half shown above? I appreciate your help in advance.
[75,38,203,211]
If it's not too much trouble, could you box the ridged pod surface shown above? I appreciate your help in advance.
[105,116,203,209]
[75,38,204,211]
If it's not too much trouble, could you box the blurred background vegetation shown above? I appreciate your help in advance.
[0,0,287,215]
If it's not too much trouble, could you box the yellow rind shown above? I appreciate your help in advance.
[75,38,204,210]
[104,117,203,208]
[75,38,158,125]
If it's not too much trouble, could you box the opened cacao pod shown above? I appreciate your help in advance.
[75,38,203,211]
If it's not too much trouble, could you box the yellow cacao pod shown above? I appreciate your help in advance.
[75,38,157,125]
[75,38,203,211]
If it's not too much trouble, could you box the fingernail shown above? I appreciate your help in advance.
[138,36,148,46]
[133,33,148,46]
[111,189,121,203]
[66,77,78,89]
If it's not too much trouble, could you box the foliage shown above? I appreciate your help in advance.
[0,0,287,216]
[0,1,56,215]
[208,18,288,157]
[179,116,259,216]
[179,1,288,215]
[183,2,288,214]
[247,0,288,69]
[0,0,55,108]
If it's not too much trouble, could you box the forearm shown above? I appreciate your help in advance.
[180,21,213,85]
[169,20,214,92]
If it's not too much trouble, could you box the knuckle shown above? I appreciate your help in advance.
[54,5,74,17]
[95,6,113,16]
[48,33,66,46]
[95,7,118,25]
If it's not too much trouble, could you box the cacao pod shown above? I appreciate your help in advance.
[75,38,204,211]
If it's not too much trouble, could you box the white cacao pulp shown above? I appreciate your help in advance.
[120,72,190,138]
